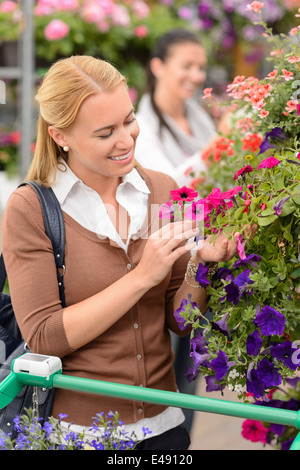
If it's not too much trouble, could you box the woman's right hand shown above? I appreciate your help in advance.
[134,220,199,288]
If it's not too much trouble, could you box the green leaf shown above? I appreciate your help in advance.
[257,214,278,226]
[280,200,295,217]
[291,184,300,205]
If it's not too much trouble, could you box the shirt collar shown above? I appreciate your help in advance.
[119,167,150,195]
[52,159,150,204]
[52,159,80,204]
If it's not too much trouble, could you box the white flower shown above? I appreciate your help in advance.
[228,368,239,379]
[234,384,244,393]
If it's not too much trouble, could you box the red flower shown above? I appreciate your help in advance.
[241,419,269,443]
[233,165,253,180]
[241,133,263,153]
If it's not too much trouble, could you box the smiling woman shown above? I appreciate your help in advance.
[2,55,239,450]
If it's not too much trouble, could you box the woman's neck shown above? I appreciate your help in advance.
[153,88,185,119]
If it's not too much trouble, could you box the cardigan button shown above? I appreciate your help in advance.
[138,408,143,415]
[136,354,142,360]
[126,263,132,270]
[133,323,139,329]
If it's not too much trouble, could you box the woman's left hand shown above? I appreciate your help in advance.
[195,225,257,264]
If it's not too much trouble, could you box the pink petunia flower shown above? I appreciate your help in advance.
[241,419,269,443]
[221,186,242,199]
[170,186,198,202]
[258,156,281,169]
[184,199,211,221]
[233,166,253,181]
[237,234,246,260]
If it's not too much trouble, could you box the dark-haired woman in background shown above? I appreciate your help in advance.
[134,28,219,187]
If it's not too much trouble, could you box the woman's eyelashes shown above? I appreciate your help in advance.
[98,117,137,139]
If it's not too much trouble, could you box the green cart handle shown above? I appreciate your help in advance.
[1,353,300,449]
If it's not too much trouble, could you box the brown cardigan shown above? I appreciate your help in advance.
[2,168,190,426]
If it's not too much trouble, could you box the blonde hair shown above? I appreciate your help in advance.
[26,56,127,185]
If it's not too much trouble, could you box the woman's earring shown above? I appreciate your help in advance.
[63,146,69,152]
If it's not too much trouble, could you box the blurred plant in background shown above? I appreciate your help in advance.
[0,127,20,175]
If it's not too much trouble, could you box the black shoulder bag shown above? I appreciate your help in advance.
[0,182,65,438]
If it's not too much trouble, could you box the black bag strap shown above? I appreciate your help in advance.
[1,182,66,307]
[0,254,6,292]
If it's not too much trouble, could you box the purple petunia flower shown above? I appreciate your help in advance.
[273,195,291,216]
[271,340,300,370]
[224,282,240,305]
[224,268,254,305]
[246,329,263,356]
[254,305,285,336]
[215,267,234,281]
[189,344,211,379]
[257,358,282,388]
[233,253,261,269]
[173,295,200,331]
[209,350,236,382]
[195,263,210,287]
[246,368,265,398]
[269,423,286,437]
[190,330,209,353]
[211,312,231,338]
[205,375,225,393]
[258,127,287,155]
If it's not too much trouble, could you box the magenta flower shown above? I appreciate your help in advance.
[242,419,268,443]
[159,201,175,219]
[170,186,198,202]
[221,186,242,199]
[184,199,211,221]
[233,165,253,181]
[258,156,281,169]
[237,234,246,260]
[205,187,223,209]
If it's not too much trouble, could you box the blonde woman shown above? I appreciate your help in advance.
[2,56,238,450]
